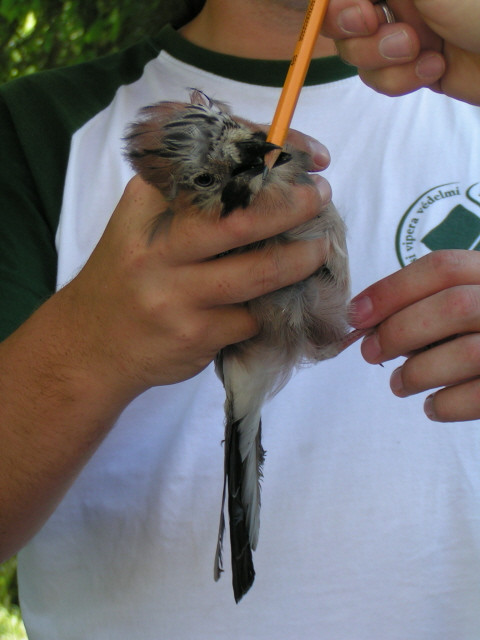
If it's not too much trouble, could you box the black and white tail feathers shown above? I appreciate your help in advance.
[214,347,269,602]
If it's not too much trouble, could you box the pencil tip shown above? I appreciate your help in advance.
[262,147,282,182]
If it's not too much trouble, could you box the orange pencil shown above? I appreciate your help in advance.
[265,0,330,171]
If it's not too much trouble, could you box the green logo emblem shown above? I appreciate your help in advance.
[396,182,480,267]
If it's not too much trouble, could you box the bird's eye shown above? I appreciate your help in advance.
[194,173,215,188]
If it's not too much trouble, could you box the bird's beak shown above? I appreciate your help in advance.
[221,136,292,216]
[233,139,291,178]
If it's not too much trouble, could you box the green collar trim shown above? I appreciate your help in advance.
[151,24,357,88]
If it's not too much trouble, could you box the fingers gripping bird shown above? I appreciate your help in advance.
[124,90,350,602]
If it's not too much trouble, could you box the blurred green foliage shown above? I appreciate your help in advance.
[0,0,205,84]
[0,557,19,609]
[0,557,25,639]
[0,606,26,640]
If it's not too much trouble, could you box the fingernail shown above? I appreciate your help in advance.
[390,366,404,395]
[416,53,445,80]
[308,139,330,169]
[311,175,332,202]
[337,6,369,35]
[379,29,413,60]
[361,331,382,363]
[348,294,374,326]
[424,394,438,421]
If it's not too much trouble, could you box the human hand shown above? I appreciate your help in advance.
[349,250,480,422]
[323,0,480,105]
[63,135,332,400]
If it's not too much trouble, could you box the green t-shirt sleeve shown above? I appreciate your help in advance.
[0,36,164,341]
[0,95,57,341]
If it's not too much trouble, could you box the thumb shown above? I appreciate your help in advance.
[415,0,480,53]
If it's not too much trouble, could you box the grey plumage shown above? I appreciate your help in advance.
[124,89,350,602]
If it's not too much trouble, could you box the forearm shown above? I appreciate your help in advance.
[0,287,131,562]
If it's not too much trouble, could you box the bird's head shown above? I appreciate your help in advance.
[124,90,292,215]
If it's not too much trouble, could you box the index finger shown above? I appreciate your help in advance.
[284,128,331,171]
[161,176,332,264]
[248,122,331,171]
[349,250,480,328]
[322,0,382,39]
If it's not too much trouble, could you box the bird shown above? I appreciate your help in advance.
[124,89,350,602]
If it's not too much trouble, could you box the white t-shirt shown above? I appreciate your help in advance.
[8,26,480,640]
